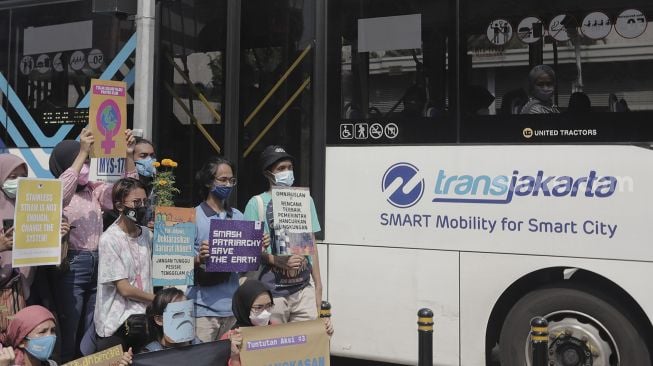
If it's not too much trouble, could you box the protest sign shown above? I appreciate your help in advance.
[240,319,330,366]
[207,219,263,272]
[12,178,62,267]
[271,187,314,255]
[133,340,230,366]
[152,206,196,286]
[89,79,127,158]
[62,345,123,366]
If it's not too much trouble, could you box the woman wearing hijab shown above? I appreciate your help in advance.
[520,65,561,115]
[0,305,133,366]
[49,128,136,362]
[224,280,333,366]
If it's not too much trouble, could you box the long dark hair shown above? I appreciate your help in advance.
[195,156,235,217]
[146,287,186,342]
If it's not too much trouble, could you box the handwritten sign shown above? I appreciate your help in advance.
[207,219,263,272]
[271,187,314,255]
[89,79,127,158]
[240,319,330,366]
[62,345,123,366]
[12,178,62,267]
[152,206,196,286]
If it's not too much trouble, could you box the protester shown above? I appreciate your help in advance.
[0,154,30,299]
[89,178,154,352]
[187,157,242,341]
[243,145,324,324]
[103,137,158,231]
[48,128,136,362]
[143,287,201,352]
[225,280,333,366]
[520,64,560,114]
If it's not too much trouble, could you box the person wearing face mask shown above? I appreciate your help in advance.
[187,157,242,342]
[103,137,158,231]
[520,64,560,115]
[243,146,324,324]
[143,288,201,352]
[49,128,137,362]
[223,280,333,366]
[86,178,154,353]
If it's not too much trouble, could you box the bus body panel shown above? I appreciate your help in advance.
[327,244,459,366]
[325,145,651,260]
[324,145,653,364]
[460,252,653,365]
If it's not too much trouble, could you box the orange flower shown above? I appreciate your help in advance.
[158,179,168,185]
[153,161,161,168]
[170,161,178,168]
[161,159,173,167]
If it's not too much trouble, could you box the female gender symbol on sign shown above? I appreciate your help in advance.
[96,99,122,154]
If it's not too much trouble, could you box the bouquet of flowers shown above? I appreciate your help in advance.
[152,158,180,207]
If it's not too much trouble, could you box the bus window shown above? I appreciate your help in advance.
[460,0,653,143]
[327,0,455,144]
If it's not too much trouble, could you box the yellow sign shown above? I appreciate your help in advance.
[240,319,330,366]
[89,79,127,158]
[12,178,62,267]
[62,345,124,366]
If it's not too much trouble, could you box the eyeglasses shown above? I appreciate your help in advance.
[251,302,273,314]
[214,177,237,186]
[125,199,150,208]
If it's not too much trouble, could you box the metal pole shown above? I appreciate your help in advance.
[530,317,549,366]
[320,301,331,319]
[417,308,434,366]
[134,0,155,137]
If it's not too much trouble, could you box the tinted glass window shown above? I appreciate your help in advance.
[460,0,653,142]
[327,0,455,144]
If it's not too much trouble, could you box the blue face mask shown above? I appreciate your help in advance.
[136,157,157,177]
[25,335,56,361]
[211,185,232,200]
[163,300,195,343]
[273,170,294,187]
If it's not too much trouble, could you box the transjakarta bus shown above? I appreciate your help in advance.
[321,0,653,365]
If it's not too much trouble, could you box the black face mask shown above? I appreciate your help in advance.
[123,206,148,225]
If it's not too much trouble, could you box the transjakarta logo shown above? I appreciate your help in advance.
[382,164,618,206]
[382,163,424,208]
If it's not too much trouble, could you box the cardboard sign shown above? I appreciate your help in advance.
[152,206,196,286]
[271,187,315,255]
[89,157,126,183]
[12,178,62,267]
[89,79,127,158]
[62,345,123,366]
[240,319,330,366]
[207,219,263,272]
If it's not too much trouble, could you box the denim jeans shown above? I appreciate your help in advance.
[55,250,98,363]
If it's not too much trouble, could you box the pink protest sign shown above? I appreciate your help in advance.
[89,79,127,158]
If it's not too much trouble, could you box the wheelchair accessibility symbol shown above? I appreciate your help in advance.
[340,124,354,139]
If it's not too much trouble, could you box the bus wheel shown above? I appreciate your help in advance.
[498,286,651,366]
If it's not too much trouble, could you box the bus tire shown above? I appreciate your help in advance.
[498,286,651,366]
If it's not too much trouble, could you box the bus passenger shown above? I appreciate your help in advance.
[243,146,324,324]
[520,65,560,115]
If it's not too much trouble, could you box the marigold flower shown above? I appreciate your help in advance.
[158,179,168,185]
[170,161,178,168]
[153,161,161,168]
[161,159,173,167]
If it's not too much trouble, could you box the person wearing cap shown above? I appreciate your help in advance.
[243,145,324,323]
